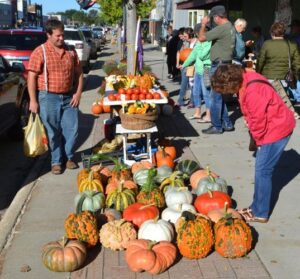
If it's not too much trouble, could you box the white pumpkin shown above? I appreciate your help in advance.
[162,203,196,224]
[165,187,193,208]
[138,219,174,242]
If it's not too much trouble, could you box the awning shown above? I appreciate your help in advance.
[176,0,242,10]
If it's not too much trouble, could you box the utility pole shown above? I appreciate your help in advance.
[126,0,137,75]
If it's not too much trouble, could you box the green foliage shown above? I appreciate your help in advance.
[97,0,155,25]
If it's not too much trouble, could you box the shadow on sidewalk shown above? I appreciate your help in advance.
[270,148,300,216]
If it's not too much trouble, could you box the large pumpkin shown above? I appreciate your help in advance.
[42,238,87,272]
[64,210,98,247]
[74,190,105,213]
[179,48,192,62]
[158,145,176,160]
[131,160,153,174]
[123,202,159,228]
[133,168,150,186]
[176,211,214,259]
[152,149,174,169]
[99,219,137,250]
[77,168,102,188]
[214,216,253,258]
[162,203,196,224]
[138,219,174,242]
[125,239,177,275]
[164,187,193,208]
[194,190,231,216]
[190,166,219,189]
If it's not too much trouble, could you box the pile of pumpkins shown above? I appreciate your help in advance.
[41,143,253,274]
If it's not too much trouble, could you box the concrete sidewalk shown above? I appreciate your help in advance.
[0,43,299,279]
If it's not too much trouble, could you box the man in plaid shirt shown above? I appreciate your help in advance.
[28,19,84,174]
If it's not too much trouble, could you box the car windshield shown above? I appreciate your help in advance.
[0,33,47,50]
[82,30,92,39]
[64,30,81,41]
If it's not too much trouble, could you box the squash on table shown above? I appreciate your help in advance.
[42,237,87,272]
[125,239,176,275]
[138,218,174,242]
[154,165,173,184]
[214,214,253,258]
[137,168,165,208]
[90,164,112,185]
[190,166,219,189]
[123,202,159,228]
[133,168,151,186]
[152,149,174,169]
[99,219,137,250]
[194,190,231,216]
[159,171,185,192]
[77,168,102,189]
[158,145,176,160]
[176,211,214,259]
[164,187,193,208]
[131,160,153,174]
[74,190,105,213]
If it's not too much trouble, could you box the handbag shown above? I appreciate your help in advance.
[24,113,48,157]
[284,40,297,89]
[203,66,211,88]
[186,65,195,77]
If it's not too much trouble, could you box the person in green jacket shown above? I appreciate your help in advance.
[256,22,300,81]
[181,24,212,122]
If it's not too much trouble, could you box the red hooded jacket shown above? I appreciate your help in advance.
[239,71,295,145]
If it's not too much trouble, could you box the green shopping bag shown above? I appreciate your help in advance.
[23,113,48,157]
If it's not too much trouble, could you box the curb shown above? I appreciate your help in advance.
[0,154,48,253]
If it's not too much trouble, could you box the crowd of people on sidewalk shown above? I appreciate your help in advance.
[164,5,299,223]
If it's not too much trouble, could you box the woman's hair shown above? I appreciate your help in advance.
[270,22,285,37]
[184,27,194,38]
[211,64,244,94]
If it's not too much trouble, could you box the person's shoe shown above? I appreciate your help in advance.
[223,126,235,132]
[51,165,62,175]
[238,207,269,223]
[66,160,78,169]
[202,126,223,134]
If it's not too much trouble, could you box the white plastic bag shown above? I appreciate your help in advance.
[23,113,48,157]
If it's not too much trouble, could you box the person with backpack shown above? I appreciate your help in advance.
[211,64,295,223]
[28,19,83,174]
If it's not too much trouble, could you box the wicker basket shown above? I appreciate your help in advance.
[119,111,158,130]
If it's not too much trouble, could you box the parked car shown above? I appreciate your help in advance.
[0,29,47,76]
[64,27,91,73]
[92,26,106,44]
[80,28,98,59]
[0,55,29,139]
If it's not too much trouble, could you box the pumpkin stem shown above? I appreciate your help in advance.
[207,189,213,198]
[147,240,157,250]
[139,203,156,210]
[59,236,68,247]
[223,202,229,214]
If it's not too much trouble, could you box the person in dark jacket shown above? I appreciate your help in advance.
[166,27,179,79]
[211,64,295,223]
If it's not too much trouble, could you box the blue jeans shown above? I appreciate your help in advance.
[251,135,290,218]
[209,64,233,131]
[193,72,210,108]
[178,68,189,105]
[38,91,78,166]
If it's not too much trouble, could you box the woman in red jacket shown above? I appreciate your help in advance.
[211,64,295,223]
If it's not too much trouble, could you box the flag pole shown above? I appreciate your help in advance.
[134,16,141,75]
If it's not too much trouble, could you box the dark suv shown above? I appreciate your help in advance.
[0,54,29,139]
[0,29,47,76]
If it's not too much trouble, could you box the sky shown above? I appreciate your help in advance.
[33,0,99,14]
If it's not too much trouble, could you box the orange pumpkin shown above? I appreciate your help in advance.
[179,48,192,62]
[152,150,174,169]
[207,202,242,223]
[125,239,177,274]
[190,166,219,189]
[158,146,176,160]
[131,160,153,174]
[91,102,103,115]
[105,180,137,195]
[90,164,112,185]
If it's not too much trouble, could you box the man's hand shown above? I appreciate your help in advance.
[201,16,210,26]
[29,100,39,113]
[70,93,81,107]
